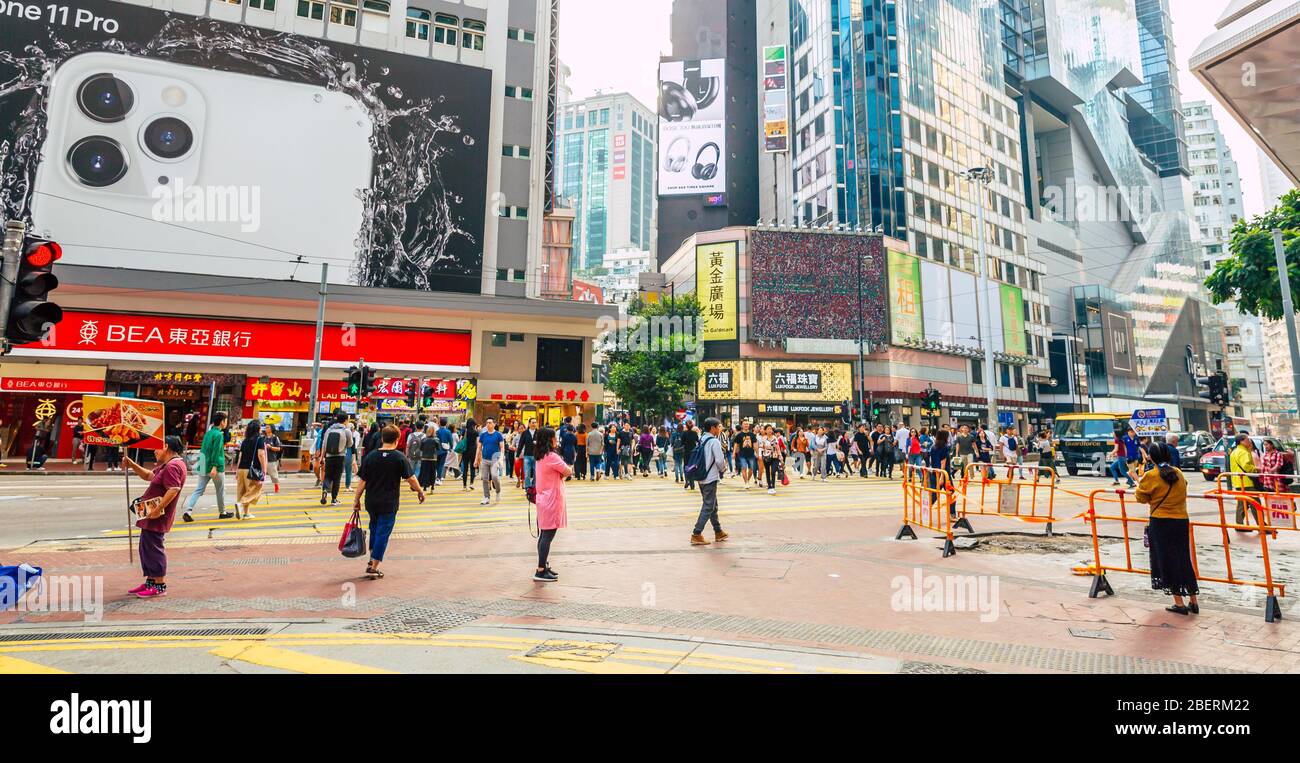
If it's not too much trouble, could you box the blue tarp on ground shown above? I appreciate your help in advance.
[0,563,42,610]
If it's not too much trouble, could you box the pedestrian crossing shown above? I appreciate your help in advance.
[104,471,906,543]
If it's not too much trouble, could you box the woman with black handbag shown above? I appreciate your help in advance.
[234,420,267,520]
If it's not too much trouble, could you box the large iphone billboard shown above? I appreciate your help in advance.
[1,1,492,293]
[658,58,726,196]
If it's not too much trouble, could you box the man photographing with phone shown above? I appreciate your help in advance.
[122,435,188,599]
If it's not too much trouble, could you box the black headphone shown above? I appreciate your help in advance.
[692,142,720,181]
[660,64,720,122]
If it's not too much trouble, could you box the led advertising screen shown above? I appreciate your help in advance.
[919,259,954,345]
[1000,284,1027,355]
[2,0,492,293]
[658,58,726,196]
[887,249,923,345]
[749,230,887,343]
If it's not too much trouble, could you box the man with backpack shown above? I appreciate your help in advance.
[435,417,453,485]
[320,412,351,506]
[689,417,729,546]
[417,423,440,490]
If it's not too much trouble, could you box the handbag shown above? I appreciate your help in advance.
[339,508,367,558]
[454,439,466,454]
[780,468,790,487]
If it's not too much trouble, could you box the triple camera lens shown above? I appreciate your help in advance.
[70,74,194,186]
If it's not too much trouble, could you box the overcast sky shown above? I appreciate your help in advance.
[557,0,1290,216]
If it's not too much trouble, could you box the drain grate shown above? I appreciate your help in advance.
[769,543,836,554]
[227,557,295,566]
[344,607,483,635]
[0,626,271,642]
[899,660,987,674]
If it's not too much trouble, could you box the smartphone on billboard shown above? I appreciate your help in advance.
[30,51,375,279]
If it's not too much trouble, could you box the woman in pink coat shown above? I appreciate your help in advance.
[533,427,572,582]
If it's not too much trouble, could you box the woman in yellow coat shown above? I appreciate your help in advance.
[1136,443,1199,615]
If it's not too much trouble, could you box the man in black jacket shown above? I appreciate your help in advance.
[680,420,700,490]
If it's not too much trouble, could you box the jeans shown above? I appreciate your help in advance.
[368,512,397,562]
[605,450,620,477]
[764,459,779,489]
[523,455,536,488]
[481,455,502,499]
[344,449,354,488]
[436,452,447,481]
[692,480,722,535]
[682,448,695,488]
[656,453,667,475]
[1110,458,1132,484]
[185,471,227,515]
[574,452,586,480]
[588,453,603,477]
[673,453,684,480]
[790,452,806,475]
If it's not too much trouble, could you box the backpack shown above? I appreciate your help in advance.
[1006,437,1018,453]
[406,431,424,460]
[324,426,347,456]
[685,434,715,481]
[420,435,439,460]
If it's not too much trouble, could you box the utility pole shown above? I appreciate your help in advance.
[0,220,26,353]
[1273,229,1300,418]
[307,262,329,428]
[966,167,998,428]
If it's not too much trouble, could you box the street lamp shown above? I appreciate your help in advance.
[964,165,997,428]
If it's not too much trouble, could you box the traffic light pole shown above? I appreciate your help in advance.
[307,262,328,428]
[0,220,26,355]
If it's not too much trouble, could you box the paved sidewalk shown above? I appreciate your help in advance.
[3,503,1297,674]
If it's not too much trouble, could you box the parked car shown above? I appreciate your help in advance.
[1172,430,1213,470]
[1199,435,1286,482]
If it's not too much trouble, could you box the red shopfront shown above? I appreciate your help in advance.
[8,310,474,460]
[0,363,106,460]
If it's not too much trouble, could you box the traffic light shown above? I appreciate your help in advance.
[1197,371,1229,408]
[345,365,362,397]
[870,399,881,419]
[359,365,375,398]
[404,379,418,409]
[421,382,434,408]
[921,388,942,414]
[6,237,63,345]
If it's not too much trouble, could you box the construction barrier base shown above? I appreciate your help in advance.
[1266,595,1283,623]
[1089,573,1114,599]
[953,516,974,534]
[942,538,956,558]
[896,524,918,541]
[1044,522,1053,537]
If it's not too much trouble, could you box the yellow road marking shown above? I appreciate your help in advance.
[208,643,395,674]
[0,654,69,673]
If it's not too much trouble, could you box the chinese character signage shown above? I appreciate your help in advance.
[704,369,733,392]
[762,45,790,153]
[1130,408,1168,438]
[771,369,822,393]
[17,310,472,370]
[696,241,738,342]
[888,249,923,346]
[1000,284,1027,355]
[0,377,105,394]
[80,395,165,450]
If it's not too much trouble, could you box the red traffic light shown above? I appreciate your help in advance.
[24,241,62,268]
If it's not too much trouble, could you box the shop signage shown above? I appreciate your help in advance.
[0,377,105,394]
[697,242,738,342]
[140,385,201,402]
[246,378,318,402]
[486,388,591,403]
[758,403,843,415]
[770,369,821,393]
[111,370,244,386]
[704,369,733,392]
[1130,408,1168,437]
[65,400,83,423]
[18,310,472,370]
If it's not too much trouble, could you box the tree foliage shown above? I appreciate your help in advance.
[1205,189,1300,319]
[603,294,702,420]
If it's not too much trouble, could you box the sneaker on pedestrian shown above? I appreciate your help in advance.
[243,513,256,519]
[480,498,490,506]
[545,567,559,578]
[533,569,558,582]
[767,488,776,495]
[690,533,711,546]
[134,583,166,598]
[218,512,235,520]
[127,581,151,595]
[320,491,328,505]
[182,512,194,523]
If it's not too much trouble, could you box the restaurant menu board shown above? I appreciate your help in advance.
[80,395,165,450]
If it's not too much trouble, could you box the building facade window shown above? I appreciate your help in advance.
[462,18,486,50]
[405,7,431,39]
[327,0,358,27]
[297,0,325,20]
[434,12,458,45]
[249,0,275,10]
[507,27,536,42]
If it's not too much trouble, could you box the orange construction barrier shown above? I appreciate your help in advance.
[899,464,959,557]
[1212,472,1299,532]
[1081,489,1286,622]
[956,462,1058,535]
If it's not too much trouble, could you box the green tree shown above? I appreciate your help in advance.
[1205,189,1300,319]
[603,294,701,420]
